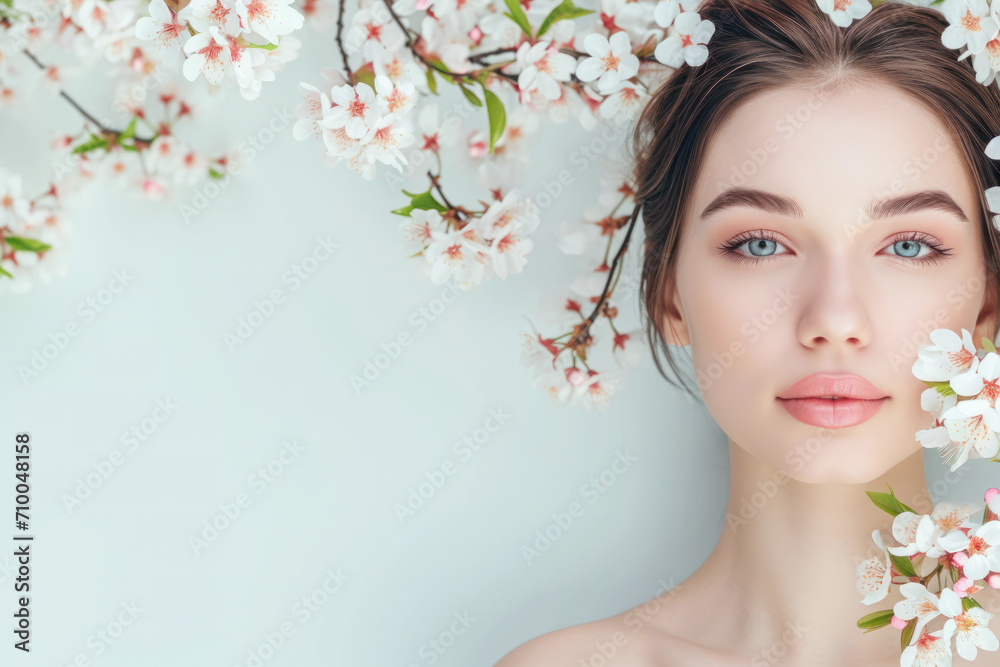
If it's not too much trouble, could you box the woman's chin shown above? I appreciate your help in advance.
[770,441,922,485]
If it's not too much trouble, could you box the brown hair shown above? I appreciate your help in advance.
[626,0,1000,400]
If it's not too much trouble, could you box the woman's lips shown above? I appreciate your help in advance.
[776,396,889,429]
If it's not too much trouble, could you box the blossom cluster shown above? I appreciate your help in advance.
[135,0,304,99]
[856,328,1000,665]
[913,328,1000,471]
[516,173,644,410]
[857,494,999,665]
[0,169,68,294]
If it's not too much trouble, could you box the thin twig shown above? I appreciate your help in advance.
[335,0,355,84]
[22,49,113,134]
[577,205,639,335]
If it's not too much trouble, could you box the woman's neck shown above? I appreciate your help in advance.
[682,439,933,663]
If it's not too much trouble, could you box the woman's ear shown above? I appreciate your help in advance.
[971,273,1000,351]
[661,276,690,347]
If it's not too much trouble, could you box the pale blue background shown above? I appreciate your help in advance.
[0,26,991,667]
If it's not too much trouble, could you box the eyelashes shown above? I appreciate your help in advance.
[716,229,954,267]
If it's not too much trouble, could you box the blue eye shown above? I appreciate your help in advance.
[744,238,782,257]
[886,239,926,259]
[716,230,789,264]
[717,230,953,266]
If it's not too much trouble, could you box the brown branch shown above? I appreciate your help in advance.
[22,49,114,134]
[382,1,519,85]
[335,0,355,84]
[573,204,639,342]
[468,46,517,64]
[22,49,160,147]
[428,170,471,225]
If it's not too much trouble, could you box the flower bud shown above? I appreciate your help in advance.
[565,367,586,386]
[890,615,908,630]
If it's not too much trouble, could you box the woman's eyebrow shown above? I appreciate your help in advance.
[699,187,969,223]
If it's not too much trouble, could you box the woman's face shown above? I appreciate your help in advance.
[665,82,997,484]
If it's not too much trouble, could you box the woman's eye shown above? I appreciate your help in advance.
[742,238,786,257]
[718,233,790,264]
[719,231,951,266]
[883,239,930,260]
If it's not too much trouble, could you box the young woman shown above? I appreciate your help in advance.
[496,0,1000,664]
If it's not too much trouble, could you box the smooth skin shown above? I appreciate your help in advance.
[495,81,1000,665]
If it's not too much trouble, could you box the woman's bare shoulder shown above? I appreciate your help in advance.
[491,613,656,667]
[491,595,728,667]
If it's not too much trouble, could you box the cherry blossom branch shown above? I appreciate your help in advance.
[21,49,114,134]
[381,1,520,85]
[335,0,355,84]
[21,48,154,146]
[467,46,517,64]
[428,170,472,226]
[565,205,638,355]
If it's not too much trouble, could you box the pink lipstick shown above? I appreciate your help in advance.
[776,373,889,429]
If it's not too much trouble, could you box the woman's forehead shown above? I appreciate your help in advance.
[694,83,975,215]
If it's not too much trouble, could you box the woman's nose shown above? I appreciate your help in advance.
[794,261,873,350]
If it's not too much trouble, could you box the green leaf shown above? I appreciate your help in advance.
[391,188,448,217]
[502,0,533,38]
[71,134,108,155]
[459,83,483,107]
[901,619,915,649]
[425,68,438,95]
[0,265,12,278]
[889,553,916,578]
[482,85,506,153]
[857,609,894,630]
[963,596,984,610]
[209,167,224,179]
[119,118,137,142]
[354,65,376,90]
[886,483,917,514]
[5,236,51,253]
[865,491,906,517]
[245,41,279,50]
[536,0,593,37]
[983,337,998,354]
[924,380,957,397]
